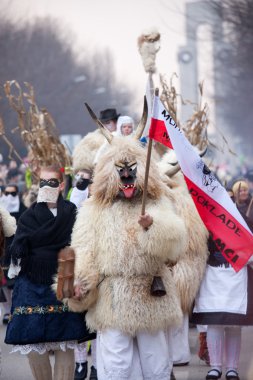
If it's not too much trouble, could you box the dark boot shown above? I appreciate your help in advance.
[198,332,210,365]
[89,365,97,380]
[74,361,88,380]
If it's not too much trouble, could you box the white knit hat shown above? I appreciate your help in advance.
[116,116,134,136]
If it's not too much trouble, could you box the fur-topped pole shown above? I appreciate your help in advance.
[137,28,161,74]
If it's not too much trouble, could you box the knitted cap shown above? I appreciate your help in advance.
[116,116,134,136]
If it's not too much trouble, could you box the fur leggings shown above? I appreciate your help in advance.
[27,349,74,380]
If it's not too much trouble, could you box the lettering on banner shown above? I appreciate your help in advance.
[209,231,239,264]
[162,131,171,143]
[189,188,242,237]
[161,109,181,132]
[189,187,244,265]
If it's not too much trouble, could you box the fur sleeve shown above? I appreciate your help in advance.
[0,206,16,237]
[137,197,188,263]
[172,197,209,312]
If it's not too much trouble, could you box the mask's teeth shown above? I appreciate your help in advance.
[119,184,135,189]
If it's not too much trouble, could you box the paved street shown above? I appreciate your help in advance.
[0,315,252,380]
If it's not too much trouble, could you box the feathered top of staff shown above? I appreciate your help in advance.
[4,80,71,176]
[137,28,161,74]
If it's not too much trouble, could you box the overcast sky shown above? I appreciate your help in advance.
[3,0,191,105]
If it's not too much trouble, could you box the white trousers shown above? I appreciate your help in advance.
[96,328,172,380]
[171,314,191,364]
[207,325,241,371]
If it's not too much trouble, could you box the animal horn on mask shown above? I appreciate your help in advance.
[84,103,113,144]
[134,96,148,140]
[166,163,181,178]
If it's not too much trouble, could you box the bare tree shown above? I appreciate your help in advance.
[0,17,135,160]
[210,0,253,157]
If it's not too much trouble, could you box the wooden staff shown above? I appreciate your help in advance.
[141,137,153,215]
[141,87,159,215]
[141,88,166,297]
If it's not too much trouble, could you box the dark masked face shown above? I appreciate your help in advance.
[39,178,60,188]
[115,161,138,199]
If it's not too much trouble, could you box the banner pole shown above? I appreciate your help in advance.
[140,88,166,297]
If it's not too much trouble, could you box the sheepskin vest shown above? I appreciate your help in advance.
[70,196,188,335]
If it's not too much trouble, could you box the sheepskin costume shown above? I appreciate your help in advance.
[68,136,188,335]
[158,151,209,313]
[72,129,105,172]
[0,206,16,238]
[0,206,16,271]
[157,152,208,368]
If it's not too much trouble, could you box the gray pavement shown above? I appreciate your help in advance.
[0,316,252,380]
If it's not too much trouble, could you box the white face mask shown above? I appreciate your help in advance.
[104,120,116,132]
[3,194,20,213]
[37,186,59,203]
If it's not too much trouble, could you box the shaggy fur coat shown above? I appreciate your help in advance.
[0,206,17,238]
[68,137,189,336]
[0,206,16,274]
[158,153,209,313]
[72,129,106,172]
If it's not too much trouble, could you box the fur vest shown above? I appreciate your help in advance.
[68,195,188,336]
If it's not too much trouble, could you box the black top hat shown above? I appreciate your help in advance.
[99,108,120,123]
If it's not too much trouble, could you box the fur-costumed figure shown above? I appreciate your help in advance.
[0,206,16,235]
[158,151,209,368]
[0,206,16,280]
[0,207,16,374]
[72,129,106,172]
[0,206,17,266]
[158,151,209,314]
[66,131,189,379]
[69,136,187,329]
[0,206,16,258]
[0,206,16,294]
